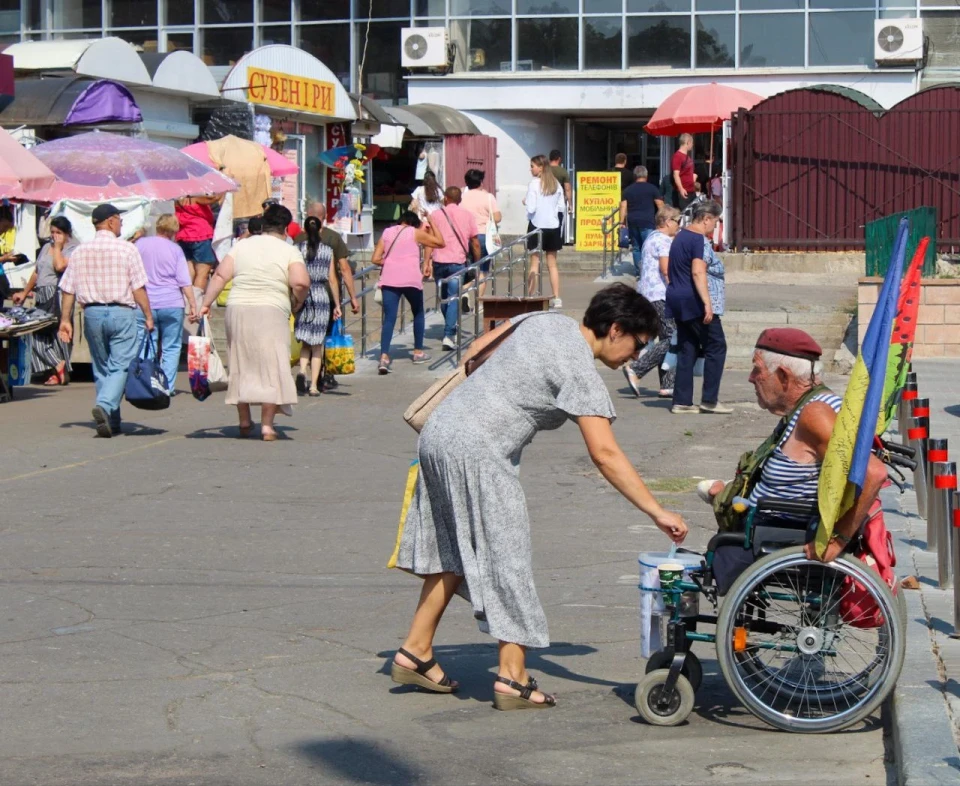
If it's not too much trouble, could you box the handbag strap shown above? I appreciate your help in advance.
[438,207,469,257]
[382,226,408,264]
[487,192,498,232]
[464,311,556,376]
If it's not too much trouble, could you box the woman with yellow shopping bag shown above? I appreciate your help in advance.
[389,284,687,709]
[195,204,310,441]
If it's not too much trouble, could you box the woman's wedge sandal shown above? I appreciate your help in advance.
[390,647,458,694]
[492,676,556,711]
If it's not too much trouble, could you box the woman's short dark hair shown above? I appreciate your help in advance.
[50,215,73,236]
[583,283,659,339]
[247,216,263,235]
[262,203,292,234]
[464,169,485,190]
[399,210,422,228]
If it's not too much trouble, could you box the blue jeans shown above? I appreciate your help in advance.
[83,305,139,428]
[433,262,465,339]
[475,235,491,273]
[380,286,425,356]
[136,307,185,393]
[629,224,652,278]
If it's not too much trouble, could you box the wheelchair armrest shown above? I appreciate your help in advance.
[753,497,819,519]
[707,531,748,554]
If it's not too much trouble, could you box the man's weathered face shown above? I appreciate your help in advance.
[748,352,783,412]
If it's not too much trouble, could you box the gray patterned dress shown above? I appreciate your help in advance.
[396,313,616,648]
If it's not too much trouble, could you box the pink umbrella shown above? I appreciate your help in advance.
[181,136,299,178]
[0,127,57,200]
[645,83,763,136]
[29,131,237,203]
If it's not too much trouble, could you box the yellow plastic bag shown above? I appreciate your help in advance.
[216,279,231,307]
[387,461,420,569]
[290,315,301,365]
[323,318,355,375]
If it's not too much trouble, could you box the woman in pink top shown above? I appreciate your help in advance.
[460,169,501,299]
[371,211,445,374]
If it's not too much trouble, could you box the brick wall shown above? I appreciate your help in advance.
[858,278,960,357]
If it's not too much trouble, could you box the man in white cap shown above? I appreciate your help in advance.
[58,203,152,438]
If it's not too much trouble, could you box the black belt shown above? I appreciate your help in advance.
[84,302,132,308]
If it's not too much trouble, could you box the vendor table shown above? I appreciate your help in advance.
[0,316,57,402]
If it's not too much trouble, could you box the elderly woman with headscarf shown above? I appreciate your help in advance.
[13,215,79,385]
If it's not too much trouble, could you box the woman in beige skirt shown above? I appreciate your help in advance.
[197,204,310,441]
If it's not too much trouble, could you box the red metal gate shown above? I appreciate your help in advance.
[732,86,960,253]
[444,134,497,196]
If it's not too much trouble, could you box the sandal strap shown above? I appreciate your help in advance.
[397,647,437,676]
[494,675,533,700]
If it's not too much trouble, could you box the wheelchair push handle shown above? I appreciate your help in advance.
[887,452,918,472]
[885,441,917,459]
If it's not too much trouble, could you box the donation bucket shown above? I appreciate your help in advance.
[639,551,703,658]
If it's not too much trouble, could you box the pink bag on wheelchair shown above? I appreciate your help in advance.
[840,499,897,629]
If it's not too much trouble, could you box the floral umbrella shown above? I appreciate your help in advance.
[29,131,237,203]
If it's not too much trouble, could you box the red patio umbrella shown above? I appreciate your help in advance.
[0,127,57,200]
[645,82,763,136]
[645,82,763,179]
[181,137,299,178]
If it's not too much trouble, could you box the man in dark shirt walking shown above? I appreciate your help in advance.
[619,166,664,278]
[611,152,634,194]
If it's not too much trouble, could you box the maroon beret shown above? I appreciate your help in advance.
[755,328,822,361]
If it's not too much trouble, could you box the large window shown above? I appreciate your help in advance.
[203,0,252,25]
[300,0,350,21]
[354,0,408,18]
[517,18,579,71]
[111,0,157,28]
[166,0,194,26]
[451,0,511,14]
[809,11,873,66]
[740,13,805,68]
[450,18,512,72]
[298,23,350,87]
[202,26,253,66]
[585,17,622,70]
[628,16,691,69]
[924,11,960,70]
[112,29,160,51]
[51,0,101,30]
[517,0,577,13]
[360,20,406,102]
[696,14,734,68]
[0,0,18,33]
[262,0,291,23]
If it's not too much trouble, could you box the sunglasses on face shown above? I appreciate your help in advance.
[632,335,648,353]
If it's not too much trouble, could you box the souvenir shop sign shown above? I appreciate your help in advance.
[247,66,335,116]
[575,172,621,252]
[325,122,349,224]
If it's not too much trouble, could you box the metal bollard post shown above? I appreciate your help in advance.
[952,493,960,636]
[908,399,930,521]
[932,462,957,589]
[899,372,918,441]
[927,439,949,552]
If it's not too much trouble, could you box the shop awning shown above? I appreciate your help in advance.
[382,103,480,137]
[140,51,220,99]
[0,77,142,127]
[4,38,153,87]
[220,45,356,123]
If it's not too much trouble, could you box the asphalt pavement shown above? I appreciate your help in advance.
[0,279,894,785]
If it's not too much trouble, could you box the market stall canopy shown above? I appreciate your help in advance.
[0,77,141,127]
[29,130,237,203]
[139,51,220,99]
[182,136,298,178]
[4,38,153,87]
[382,104,480,137]
[645,82,763,136]
[220,45,356,123]
[0,127,56,199]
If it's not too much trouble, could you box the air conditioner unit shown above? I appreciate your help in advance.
[401,27,448,69]
[875,19,924,63]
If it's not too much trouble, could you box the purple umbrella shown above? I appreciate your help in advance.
[30,131,237,203]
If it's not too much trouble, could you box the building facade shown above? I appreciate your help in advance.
[1,1,957,233]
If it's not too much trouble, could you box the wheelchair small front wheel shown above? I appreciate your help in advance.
[645,649,704,692]
[635,670,695,727]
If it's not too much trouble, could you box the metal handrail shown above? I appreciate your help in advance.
[600,206,622,279]
[343,229,544,363]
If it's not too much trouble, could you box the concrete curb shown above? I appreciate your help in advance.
[884,485,960,785]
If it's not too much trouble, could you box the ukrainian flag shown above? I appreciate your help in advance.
[816,218,909,556]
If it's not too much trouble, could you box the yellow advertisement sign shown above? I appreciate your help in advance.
[247,66,335,116]
[576,171,622,251]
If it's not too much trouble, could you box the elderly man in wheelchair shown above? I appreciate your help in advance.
[634,328,908,732]
[700,327,889,594]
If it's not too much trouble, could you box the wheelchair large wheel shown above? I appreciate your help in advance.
[716,547,904,733]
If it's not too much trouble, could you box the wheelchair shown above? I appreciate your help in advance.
[635,497,906,734]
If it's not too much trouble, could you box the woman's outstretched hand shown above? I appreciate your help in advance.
[654,510,688,544]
